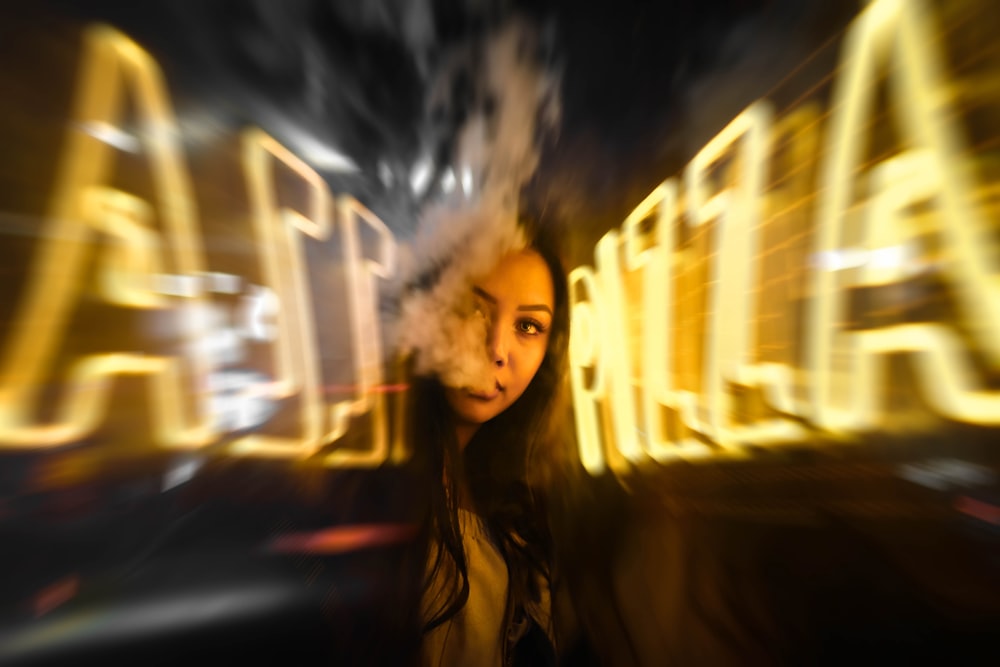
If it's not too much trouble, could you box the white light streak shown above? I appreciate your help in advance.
[78,120,140,153]
[410,155,433,195]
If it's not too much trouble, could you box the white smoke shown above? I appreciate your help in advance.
[388,15,561,392]
[392,205,526,392]
[437,16,562,218]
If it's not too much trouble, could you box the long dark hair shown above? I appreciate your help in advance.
[405,223,572,640]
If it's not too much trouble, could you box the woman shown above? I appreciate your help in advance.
[402,223,573,667]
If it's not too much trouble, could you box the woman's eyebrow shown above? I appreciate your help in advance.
[474,286,553,316]
[518,304,553,316]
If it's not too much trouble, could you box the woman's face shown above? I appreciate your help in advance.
[444,249,554,427]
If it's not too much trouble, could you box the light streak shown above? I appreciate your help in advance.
[79,120,140,153]
[161,457,203,491]
[685,100,805,450]
[622,181,713,465]
[568,265,609,475]
[321,196,401,467]
[410,154,433,195]
[595,229,642,465]
[33,575,80,618]
[230,129,331,459]
[230,132,400,466]
[266,523,418,554]
[954,495,1000,526]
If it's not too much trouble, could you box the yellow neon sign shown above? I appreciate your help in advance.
[322,196,402,466]
[3,0,996,477]
[568,266,609,474]
[809,0,1000,430]
[230,132,402,465]
[0,26,398,466]
[0,26,214,449]
[569,0,1000,475]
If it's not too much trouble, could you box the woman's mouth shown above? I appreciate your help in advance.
[467,382,503,400]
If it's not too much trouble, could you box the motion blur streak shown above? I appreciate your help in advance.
[32,575,80,618]
[266,523,419,555]
[954,495,1000,525]
[0,583,295,661]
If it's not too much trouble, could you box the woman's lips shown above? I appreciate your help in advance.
[466,383,502,400]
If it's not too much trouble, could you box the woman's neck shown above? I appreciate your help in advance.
[455,422,480,451]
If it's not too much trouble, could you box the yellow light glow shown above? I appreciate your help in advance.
[568,266,608,474]
[4,0,995,477]
[87,187,167,309]
[621,181,713,464]
[0,25,213,449]
[0,25,401,465]
[684,100,805,451]
[321,196,399,467]
[234,135,399,465]
[229,129,332,459]
[809,0,1000,431]
[843,151,1000,426]
[569,0,999,476]
[595,230,643,465]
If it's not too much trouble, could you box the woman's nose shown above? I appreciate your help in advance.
[488,321,508,368]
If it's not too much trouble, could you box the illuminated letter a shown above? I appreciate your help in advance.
[0,26,212,449]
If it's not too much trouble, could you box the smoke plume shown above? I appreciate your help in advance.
[388,15,561,391]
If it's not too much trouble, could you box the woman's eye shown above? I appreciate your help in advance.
[516,319,546,335]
